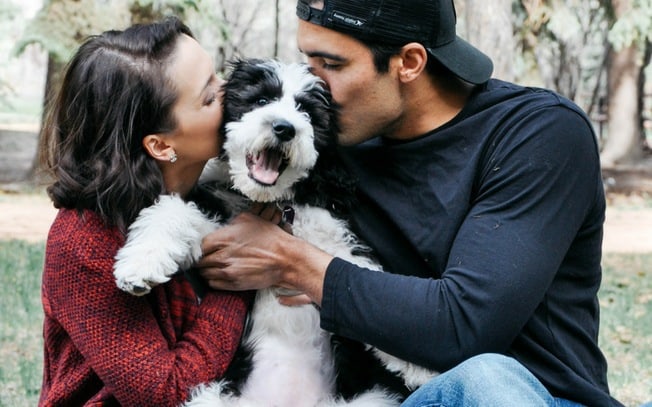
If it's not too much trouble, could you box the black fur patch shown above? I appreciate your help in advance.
[221,58,357,218]
[193,58,404,401]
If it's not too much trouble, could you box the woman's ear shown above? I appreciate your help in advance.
[143,134,176,163]
[397,43,428,83]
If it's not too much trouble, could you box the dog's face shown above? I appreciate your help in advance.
[220,59,334,203]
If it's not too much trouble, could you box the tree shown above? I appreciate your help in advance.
[510,0,651,168]
[515,0,611,114]
[12,0,199,180]
[462,0,516,81]
[0,1,20,109]
[601,0,652,167]
[14,0,200,117]
[205,0,298,74]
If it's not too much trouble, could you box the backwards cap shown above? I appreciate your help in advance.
[297,0,493,84]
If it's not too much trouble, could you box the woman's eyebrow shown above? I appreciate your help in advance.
[198,74,214,98]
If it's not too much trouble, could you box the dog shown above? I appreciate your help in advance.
[113,58,436,406]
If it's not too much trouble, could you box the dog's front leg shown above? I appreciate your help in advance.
[113,194,220,296]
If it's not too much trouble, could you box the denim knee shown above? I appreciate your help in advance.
[400,353,576,407]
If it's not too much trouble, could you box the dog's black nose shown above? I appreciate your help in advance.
[272,119,295,142]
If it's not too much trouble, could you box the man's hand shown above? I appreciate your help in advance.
[196,208,333,306]
[197,212,290,291]
[277,293,314,306]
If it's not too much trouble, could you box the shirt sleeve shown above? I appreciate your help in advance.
[43,215,249,406]
[320,106,603,372]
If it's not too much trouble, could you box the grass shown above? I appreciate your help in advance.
[0,240,45,406]
[600,253,652,406]
[0,241,650,406]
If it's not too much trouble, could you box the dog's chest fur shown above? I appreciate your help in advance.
[114,58,436,406]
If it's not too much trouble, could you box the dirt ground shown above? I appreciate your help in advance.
[0,189,650,252]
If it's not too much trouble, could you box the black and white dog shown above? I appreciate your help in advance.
[113,59,436,406]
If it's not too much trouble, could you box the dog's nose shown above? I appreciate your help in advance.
[272,119,295,142]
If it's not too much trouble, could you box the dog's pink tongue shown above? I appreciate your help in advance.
[251,149,282,185]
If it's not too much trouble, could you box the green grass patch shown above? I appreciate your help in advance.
[0,240,44,406]
[600,253,652,406]
[0,241,649,406]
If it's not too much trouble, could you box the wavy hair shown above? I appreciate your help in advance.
[39,17,194,232]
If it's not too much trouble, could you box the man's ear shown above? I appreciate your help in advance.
[143,134,175,162]
[397,43,428,83]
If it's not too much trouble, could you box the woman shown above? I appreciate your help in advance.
[38,17,250,406]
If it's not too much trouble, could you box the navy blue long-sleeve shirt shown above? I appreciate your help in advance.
[322,79,621,406]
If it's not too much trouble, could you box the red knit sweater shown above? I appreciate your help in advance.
[39,208,250,406]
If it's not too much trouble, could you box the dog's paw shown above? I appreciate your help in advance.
[113,194,220,296]
[113,235,188,295]
[114,276,155,296]
[113,260,176,296]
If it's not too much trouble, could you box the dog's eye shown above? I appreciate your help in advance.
[256,98,269,106]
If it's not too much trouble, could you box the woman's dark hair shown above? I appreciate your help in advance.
[39,16,194,232]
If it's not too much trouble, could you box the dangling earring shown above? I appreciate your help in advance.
[169,152,178,163]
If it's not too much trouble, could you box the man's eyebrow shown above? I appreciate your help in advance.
[300,50,346,61]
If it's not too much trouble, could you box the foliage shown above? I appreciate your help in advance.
[129,0,200,24]
[12,0,131,64]
[0,1,20,109]
[12,0,202,64]
[515,0,612,114]
[608,0,652,52]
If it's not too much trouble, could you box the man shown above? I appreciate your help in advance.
[198,0,622,405]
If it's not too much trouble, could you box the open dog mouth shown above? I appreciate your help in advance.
[246,148,288,186]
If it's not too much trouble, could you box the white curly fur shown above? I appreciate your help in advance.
[114,195,221,295]
[112,59,437,406]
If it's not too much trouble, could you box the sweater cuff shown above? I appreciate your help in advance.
[320,257,348,334]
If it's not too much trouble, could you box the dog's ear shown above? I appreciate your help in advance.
[142,134,175,162]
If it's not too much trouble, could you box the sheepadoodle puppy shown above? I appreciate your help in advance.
[113,58,436,406]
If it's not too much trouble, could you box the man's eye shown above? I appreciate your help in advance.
[322,62,340,70]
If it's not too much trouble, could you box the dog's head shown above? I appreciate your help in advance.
[215,58,336,203]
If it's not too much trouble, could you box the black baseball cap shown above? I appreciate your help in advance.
[296,0,493,84]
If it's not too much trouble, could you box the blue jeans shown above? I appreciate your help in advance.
[401,353,584,407]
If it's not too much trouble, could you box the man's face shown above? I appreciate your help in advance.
[297,20,403,146]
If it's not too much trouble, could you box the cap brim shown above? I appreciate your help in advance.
[427,36,493,85]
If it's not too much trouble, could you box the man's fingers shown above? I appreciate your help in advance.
[247,203,293,233]
[279,221,293,234]
[249,202,265,215]
[277,293,313,306]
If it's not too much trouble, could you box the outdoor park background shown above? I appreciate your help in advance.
[0,0,651,406]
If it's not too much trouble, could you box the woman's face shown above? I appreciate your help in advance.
[164,34,224,174]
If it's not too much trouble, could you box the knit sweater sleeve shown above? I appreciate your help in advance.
[41,209,249,406]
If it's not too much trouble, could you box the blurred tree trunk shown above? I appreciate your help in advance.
[600,0,645,167]
[273,0,279,58]
[463,0,515,81]
[28,55,64,182]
